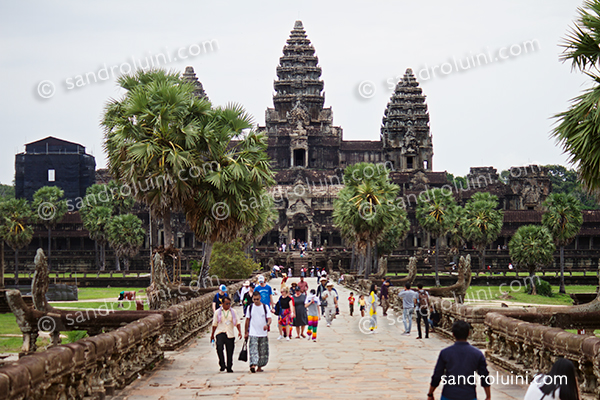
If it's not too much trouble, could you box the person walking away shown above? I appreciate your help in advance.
[292,288,308,338]
[280,273,288,292]
[297,276,309,294]
[367,284,378,331]
[305,289,321,341]
[348,292,356,316]
[524,357,580,400]
[359,294,366,317]
[380,279,391,316]
[210,297,242,372]
[212,285,229,312]
[242,283,255,317]
[416,283,431,339]
[428,320,491,400]
[245,292,271,373]
[397,283,418,335]
[316,277,328,315]
[322,282,338,327]
[240,281,250,307]
[277,288,295,340]
[254,275,274,310]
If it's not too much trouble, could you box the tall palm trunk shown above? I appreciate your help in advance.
[480,247,486,274]
[100,243,106,271]
[364,244,372,279]
[94,240,100,270]
[163,209,173,248]
[434,237,440,287]
[115,253,121,271]
[373,245,378,275]
[350,245,355,272]
[200,241,214,287]
[559,245,566,294]
[0,241,4,289]
[47,226,52,271]
[14,248,19,286]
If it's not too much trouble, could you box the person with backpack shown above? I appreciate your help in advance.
[416,283,431,339]
[244,291,271,373]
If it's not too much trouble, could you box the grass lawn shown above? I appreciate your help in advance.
[76,287,146,300]
[53,300,146,311]
[0,314,22,335]
[465,284,597,306]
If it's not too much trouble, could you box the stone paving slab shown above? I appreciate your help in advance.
[111,278,528,400]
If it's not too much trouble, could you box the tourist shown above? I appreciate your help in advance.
[359,294,366,317]
[380,278,391,316]
[367,284,378,331]
[245,292,271,373]
[210,297,242,373]
[428,320,491,400]
[348,292,355,316]
[212,284,229,312]
[415,283,431,339]
[293,288,308,338]
[316,277,328,315]
[254,275,274,309]
[300,267,306,278]
[310,266,315,277]
[240,281,250,307]
[305,289,321,341]
[277,287,295,340]
[290,282,298,295]
[524,357,580,400]
[288,267,292,277]
[282,243,286,253]
[322,282,338,327]
[281,273,288,292]
[297,275,309,294]
[242,283,255,316]
[397,282,418,335]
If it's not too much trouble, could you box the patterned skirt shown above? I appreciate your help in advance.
[248,336,269,367]
[279,308,293,326]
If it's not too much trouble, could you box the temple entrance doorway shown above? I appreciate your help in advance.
[294,228,307,243]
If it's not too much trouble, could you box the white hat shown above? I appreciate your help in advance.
[243,281,250,286]
[257,275,265,282]
[326,281,334,287]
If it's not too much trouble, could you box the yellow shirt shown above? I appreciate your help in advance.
[212,308,238,338]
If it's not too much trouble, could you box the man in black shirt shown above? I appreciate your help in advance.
[428,320,491,400]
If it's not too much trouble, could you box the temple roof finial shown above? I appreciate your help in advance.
[294,20,303,29]
[182,66,208,100]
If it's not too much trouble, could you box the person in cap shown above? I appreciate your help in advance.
[322,282,338,327]
[316,277,328,315]
[210,297,242,372]
[240,281,250,307]
[254,275,274,310]
[212,284,229,312]
[304,289,321,341]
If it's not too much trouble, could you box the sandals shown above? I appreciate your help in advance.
[250,366,256,373]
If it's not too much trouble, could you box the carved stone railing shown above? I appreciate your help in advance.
[485,312,600,397]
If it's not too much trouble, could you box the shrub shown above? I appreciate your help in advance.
[525,279,553,297]
[66,330,88,343]
[207,239,260,279]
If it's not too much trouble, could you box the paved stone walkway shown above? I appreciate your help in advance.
[112,278,528,399]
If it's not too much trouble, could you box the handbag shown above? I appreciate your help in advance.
[238,339,248,362]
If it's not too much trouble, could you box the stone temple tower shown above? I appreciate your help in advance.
[381,68,433,171]
[261,20,343,170]
[182,66,208,100]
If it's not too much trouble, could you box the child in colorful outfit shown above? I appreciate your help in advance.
[348,292,356,316]
[359,294,366,317]
[305,289,321,341]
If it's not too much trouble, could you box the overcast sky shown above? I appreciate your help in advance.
[0,0,588,185]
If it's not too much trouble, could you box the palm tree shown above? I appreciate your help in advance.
[509,225,555,295]
[542,193,583,293]
[416,188,456,286]
[0,199,33,285]
[333,163,408,278]
[447,204,467,264]
[106,214,145,271]
[80,206,112,270]
[102,69,212,248]
[32,186,68,270]
[552,0,600,191]
[462,192,504,274]
[184,122,276,285]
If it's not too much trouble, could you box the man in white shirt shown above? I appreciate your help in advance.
[210,297,242,372]
[244,292,272,373]
[322,282,339,327]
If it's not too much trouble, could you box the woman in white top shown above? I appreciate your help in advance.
[523,358,580,400]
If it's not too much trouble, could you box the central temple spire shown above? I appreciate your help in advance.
[273,20,325,119]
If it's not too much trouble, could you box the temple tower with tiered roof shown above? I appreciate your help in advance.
[381,68,433,171]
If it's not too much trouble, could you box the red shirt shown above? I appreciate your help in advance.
[297,280,309,293]
[348,296,355,305]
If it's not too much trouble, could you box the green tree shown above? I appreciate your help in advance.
[32,186,68,270]
[416,188,456,286]
[462,192,504,274]
[509,225,555,295]
[102,69,211,248]
[0,199,33,285]
[106,214,145,271]
[544,164,599,209]
[552,1,600,192]
[542,193,583,293]
[447,204,467,261]
[0,184,14,201]
[80,204,112,271]
[207,238,260,279]
[334,163,408,278]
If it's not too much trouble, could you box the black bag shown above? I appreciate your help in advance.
[238,339,248,362]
